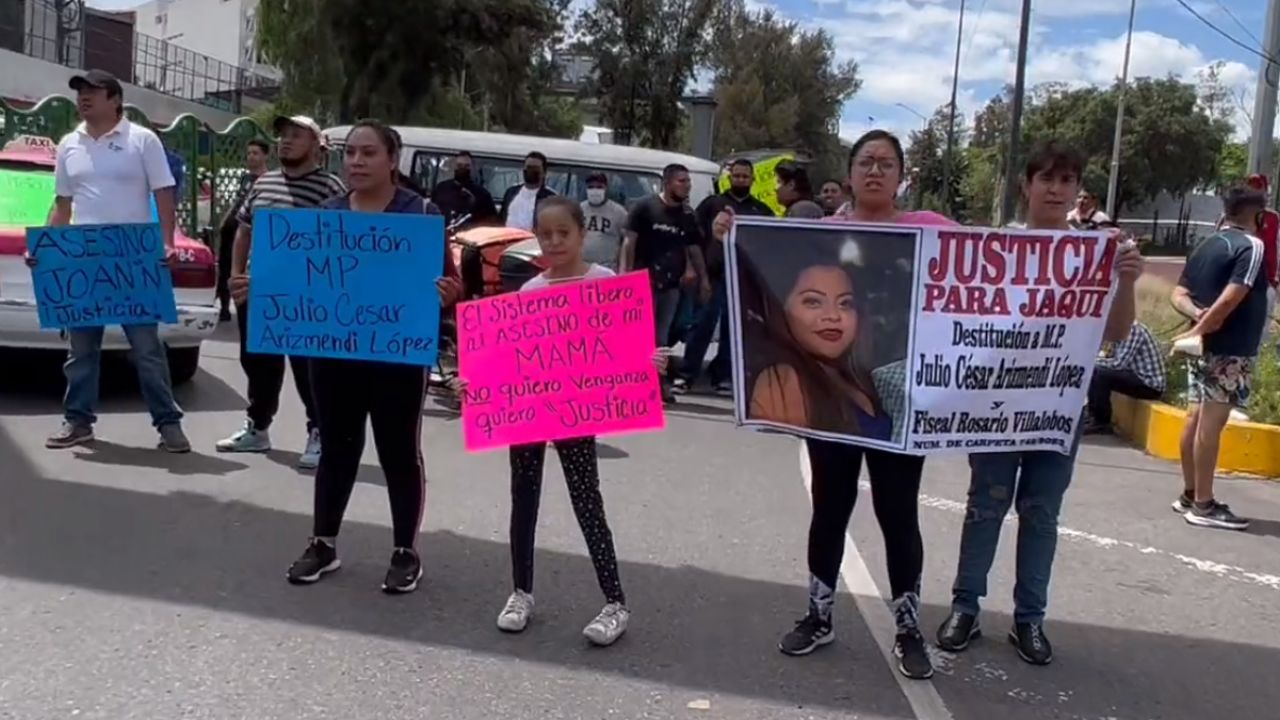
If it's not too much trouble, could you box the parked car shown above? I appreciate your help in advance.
[0,136,219,384]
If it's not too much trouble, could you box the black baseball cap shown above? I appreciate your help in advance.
[69,69,124,97]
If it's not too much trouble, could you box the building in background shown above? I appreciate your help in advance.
[129,0,278,83]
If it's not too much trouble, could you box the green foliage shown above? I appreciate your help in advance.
[256,0,577,137]
[1247,350,1280,425]
[576,0,721,149]
[707,1,860,166]
[906,104,970,221]
[1215,142,1249,190]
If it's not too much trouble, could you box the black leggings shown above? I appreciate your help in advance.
[310,358,427,549]
[806,438,925,626]
[509,437,625,604]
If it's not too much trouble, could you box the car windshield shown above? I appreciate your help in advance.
[0,161,55,228]
[411,151,661,208]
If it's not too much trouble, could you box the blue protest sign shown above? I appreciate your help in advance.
[246,208,445,366]
[25,223,178,329]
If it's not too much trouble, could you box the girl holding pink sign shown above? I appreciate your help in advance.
[455,197,669,647]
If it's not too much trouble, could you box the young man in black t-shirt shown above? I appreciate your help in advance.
[622,164,709,401]
[1170,186,1270,531]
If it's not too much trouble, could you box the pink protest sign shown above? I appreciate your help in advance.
[457,271,665,451]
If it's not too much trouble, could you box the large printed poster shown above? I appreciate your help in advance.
[725,218,1116,455]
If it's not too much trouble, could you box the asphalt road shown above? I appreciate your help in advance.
[1,324,1279,720]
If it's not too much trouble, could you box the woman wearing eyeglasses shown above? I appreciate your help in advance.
[715,129,957,680]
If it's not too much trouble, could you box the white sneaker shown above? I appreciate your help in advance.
[497,590,535,633]
[583,602,629,646]
[215,420,271,453]
[297,428,322,469]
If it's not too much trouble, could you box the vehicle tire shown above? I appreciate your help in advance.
[166,346,201,386]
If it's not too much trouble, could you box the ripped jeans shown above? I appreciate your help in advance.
[950,426,1081,625]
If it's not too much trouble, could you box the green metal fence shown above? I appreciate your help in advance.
[1,95,271,237]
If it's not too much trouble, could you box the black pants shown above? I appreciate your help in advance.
[1087,367,1162,425]
[216,224,235,311]
[311,359,427,549]
[509,437,625,604]
[236,300,317,431]
[806,438,925,628]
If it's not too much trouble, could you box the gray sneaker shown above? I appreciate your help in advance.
[158,424,192,454]
[215,420,271,453]
[46,422,94,449]
[583,602,630,646]
[297,428,322,469]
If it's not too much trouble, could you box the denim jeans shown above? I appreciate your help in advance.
[652,287,682,350]
[64,325,184,429]
[951,426,1082,624]
[679,277,729,384]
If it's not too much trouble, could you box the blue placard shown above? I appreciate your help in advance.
[246,208,445,365]
[25,223,178,329]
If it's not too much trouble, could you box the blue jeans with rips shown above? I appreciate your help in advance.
[64,325,184,429]
[951,425,1082,625]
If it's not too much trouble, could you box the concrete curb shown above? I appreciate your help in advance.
[1111,393,1280,479]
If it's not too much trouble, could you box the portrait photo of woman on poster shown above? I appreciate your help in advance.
[733,224,916,444]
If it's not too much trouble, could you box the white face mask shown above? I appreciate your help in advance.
[586,188,607,205]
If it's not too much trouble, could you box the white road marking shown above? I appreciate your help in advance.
[798,443,956,720]
[870,481,1280,592]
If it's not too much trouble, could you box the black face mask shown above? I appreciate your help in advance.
[729,186,751,199]
[454,168,472,184]
[524,168,542,185]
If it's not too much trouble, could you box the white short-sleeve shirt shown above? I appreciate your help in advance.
[55,118,176,226]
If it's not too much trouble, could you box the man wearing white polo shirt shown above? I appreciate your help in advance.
[37,69,189,452]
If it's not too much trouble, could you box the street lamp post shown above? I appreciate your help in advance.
[942,0,966,216]
[1105,0,1137,219]
[1000,0,1033,224]
[895,102,928,129]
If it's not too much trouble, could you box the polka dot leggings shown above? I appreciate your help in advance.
[508,436,625,605]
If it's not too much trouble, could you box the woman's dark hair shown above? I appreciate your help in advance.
[775,161,813,197]
[736,234,884,434]
[1024,140,1085,184]
[536,196,586,229]
[848,130,905,176]
[247,139,270,154]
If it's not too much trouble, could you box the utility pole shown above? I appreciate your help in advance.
[1000,0,1032,224]
[1248,0,1280,177]
[943,0,966,216]
[1104,0,1137,218]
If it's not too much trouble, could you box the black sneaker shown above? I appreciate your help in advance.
[382,548,423,594]
[286,539,340,585]
[1171,492,1194,513]
[1008,622,1053,665]
[778,611,834,656]
[671,377,691,395]
[894,630,935,679]
[936,611,981,652]
[1184,500,1250,531]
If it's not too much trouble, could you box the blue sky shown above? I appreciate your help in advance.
[755,0,1268,142]
[90,0,1269,143]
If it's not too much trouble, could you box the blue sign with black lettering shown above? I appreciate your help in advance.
[246,208,445,365]
[25,223,178,329]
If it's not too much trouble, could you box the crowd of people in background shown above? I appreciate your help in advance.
[31,67,1275,690]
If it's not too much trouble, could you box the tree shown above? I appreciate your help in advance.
[1216,141,1248,189]
[256,0,577,136]
[707,1,860,180]
[906,104,970,220]
[1196,60,1236,126]
[1022,77,1229,207]
[576,0,721,148]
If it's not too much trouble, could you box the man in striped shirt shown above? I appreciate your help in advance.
[1085,321,1166,434]
[222,115,346,467]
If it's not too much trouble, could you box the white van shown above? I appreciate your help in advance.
[322,126,720,209]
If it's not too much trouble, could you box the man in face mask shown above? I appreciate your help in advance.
[581,171,628,271]
[677,159,776,395]
[431,150,497,227]
[501,151,556,231]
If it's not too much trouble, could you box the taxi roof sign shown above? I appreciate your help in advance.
[3,135,56,153]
